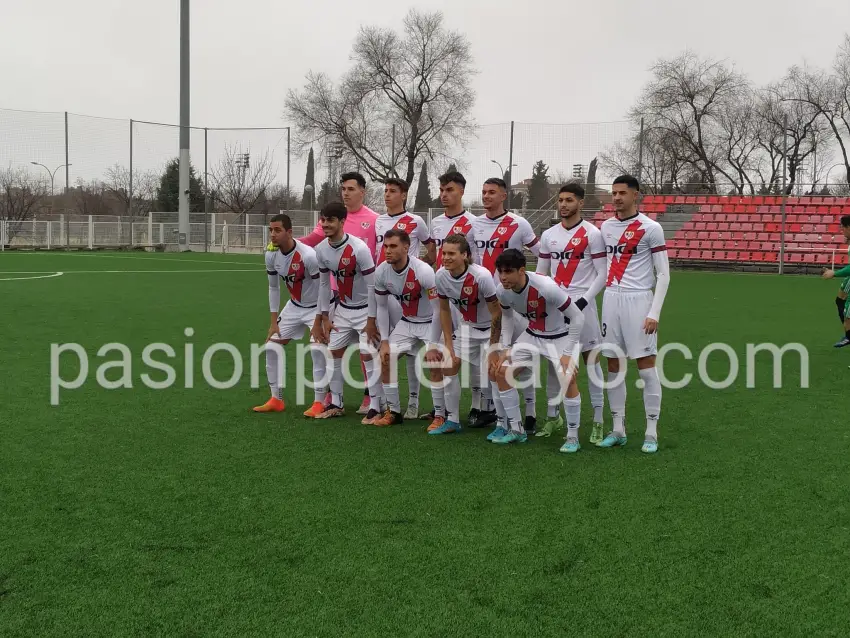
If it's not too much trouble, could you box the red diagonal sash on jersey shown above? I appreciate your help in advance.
[526,284,547,332]
[286,250,305,302]
[437,217,472,268]
[482,217,519,272]
[459,273,479,322]
[402,267,421,316]
[606,220,646,286]
[337,244,357,302]
[554,227,588,288]
[379,214,416,264]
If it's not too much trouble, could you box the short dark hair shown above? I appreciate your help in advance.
[559,183,585,199]
[483,177,507,190]
[384,177,409,193]
[495,248,526,272]
[270,213,292,230]
[438,171,466,188]
[442,234,472,264]
[841,215,850,228]
[383,228,410,245]
[340,171,366,189]
[319,201,347,222]
[612,174,641,191]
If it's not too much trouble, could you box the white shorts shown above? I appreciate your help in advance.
[565,288,602,353]
[328,304,371,352]
[274,301,318,341]
[451,317,526,364]
[389,319,431,355]
[600,289,657,359]
[510,331,581,369]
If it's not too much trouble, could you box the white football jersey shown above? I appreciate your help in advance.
[315,234,376,307]
[472,211,539,273]
[375,211,431,265]
[436,263,498,329]
[430,210,477,269]
[375,256,437,322]
[265,241,320,306]
[497,272,572,337]
[538,220,606,292]
[601,213,666,290]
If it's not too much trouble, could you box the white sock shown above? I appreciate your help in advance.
[406,356,419,406]
[310,347,327,404]
[470,361,482,410]
[444,374,461,423]
[546,368,561,418]
[588,361,605,424]
[481,382,494,412]
[330,358,345,407]
[639,367,662,439]
[491,381,506,429]
[363,358,382,411]
[265,343,283,400]
[564,394,581,440]
[499,387,524,434]
[607,371,626,435]
[384,382,401,414]
[430,374,445,418]
[520,370,536,419]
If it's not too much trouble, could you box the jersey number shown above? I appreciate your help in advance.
[601,322,607,338]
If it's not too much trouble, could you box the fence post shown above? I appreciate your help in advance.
[508,121,515,207]
[47,221,51,250]
[59,213,65,246]
[88,216,94,249]
[1,220,5,250]
[148,215,153,248]
[204,127,210,252]
[779,113,788,275]
[128,118,134,247]
[65,111,70,248]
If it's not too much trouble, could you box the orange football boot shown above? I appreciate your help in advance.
[253,397,285,412]
[303,401,325,418]
[427,415,445,432]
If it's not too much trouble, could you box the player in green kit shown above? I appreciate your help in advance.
[822,215,850,347]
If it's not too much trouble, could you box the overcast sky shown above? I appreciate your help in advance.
[2,0,849,194]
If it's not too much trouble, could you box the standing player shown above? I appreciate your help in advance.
[301,171,379,415]
[254,213,328,415]
[821,215,850,347]
[426,234,502,435]
[536,183,607,442]
[598,175,670,454]
[473,177,541,432]
[425,171,493,429]
[491,249,585,449]
[372,229,439,426]
[370,178,433,419]
[311,202,381,420]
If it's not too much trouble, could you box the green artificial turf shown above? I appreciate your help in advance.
[1,251,848,637]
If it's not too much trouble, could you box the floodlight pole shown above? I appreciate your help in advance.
[178,0,190,250]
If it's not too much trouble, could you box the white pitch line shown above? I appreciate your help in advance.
[0,252,262,266]
[0,271,64,281]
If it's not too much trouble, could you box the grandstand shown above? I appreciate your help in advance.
[591,194,850,273]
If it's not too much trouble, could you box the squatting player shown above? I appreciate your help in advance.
[537,183,607,442]
[598,175,670,454]
[821,215,850,347]
[492,249,585,449]
[372,229,439,427]
[254,213,328,416]
[311,202,380,421]
[473,177,541,432]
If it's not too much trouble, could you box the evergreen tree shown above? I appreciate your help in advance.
[155,158,204,212]
[526,160,550,210]
[301,148,316,209]
[413,161,432,212]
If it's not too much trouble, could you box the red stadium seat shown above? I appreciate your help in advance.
[700,250,713,260]
[816,253,829,265]
[752,252,765,262]
[738,251,751,261]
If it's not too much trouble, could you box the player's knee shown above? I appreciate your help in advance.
[636,355,656,370]
[607,358,620,374]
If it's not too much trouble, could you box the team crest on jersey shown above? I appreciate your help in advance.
[463,286,473,294]
[397,223,407,230]
[406,281,415,289]
[497,227,507,235]
[292,263,300,270]
[571,237,582,246]
[361,222,371,229]
[452,226,463,233]
[341,258,350,266]
[624,231,634,240]
[528,300,538,308]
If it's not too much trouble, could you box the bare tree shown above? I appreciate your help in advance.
[104,164,159,218]
[600,126,690,193]
[208,145,276,216]
[285,9,476,187]
[632,51,749,193]
[73,179,112,216]
[715,93,761,194]
[0,166,48,240]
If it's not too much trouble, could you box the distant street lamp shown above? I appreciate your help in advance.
[30,161,71,197]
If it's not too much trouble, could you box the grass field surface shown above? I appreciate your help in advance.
[1,251,848,636]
